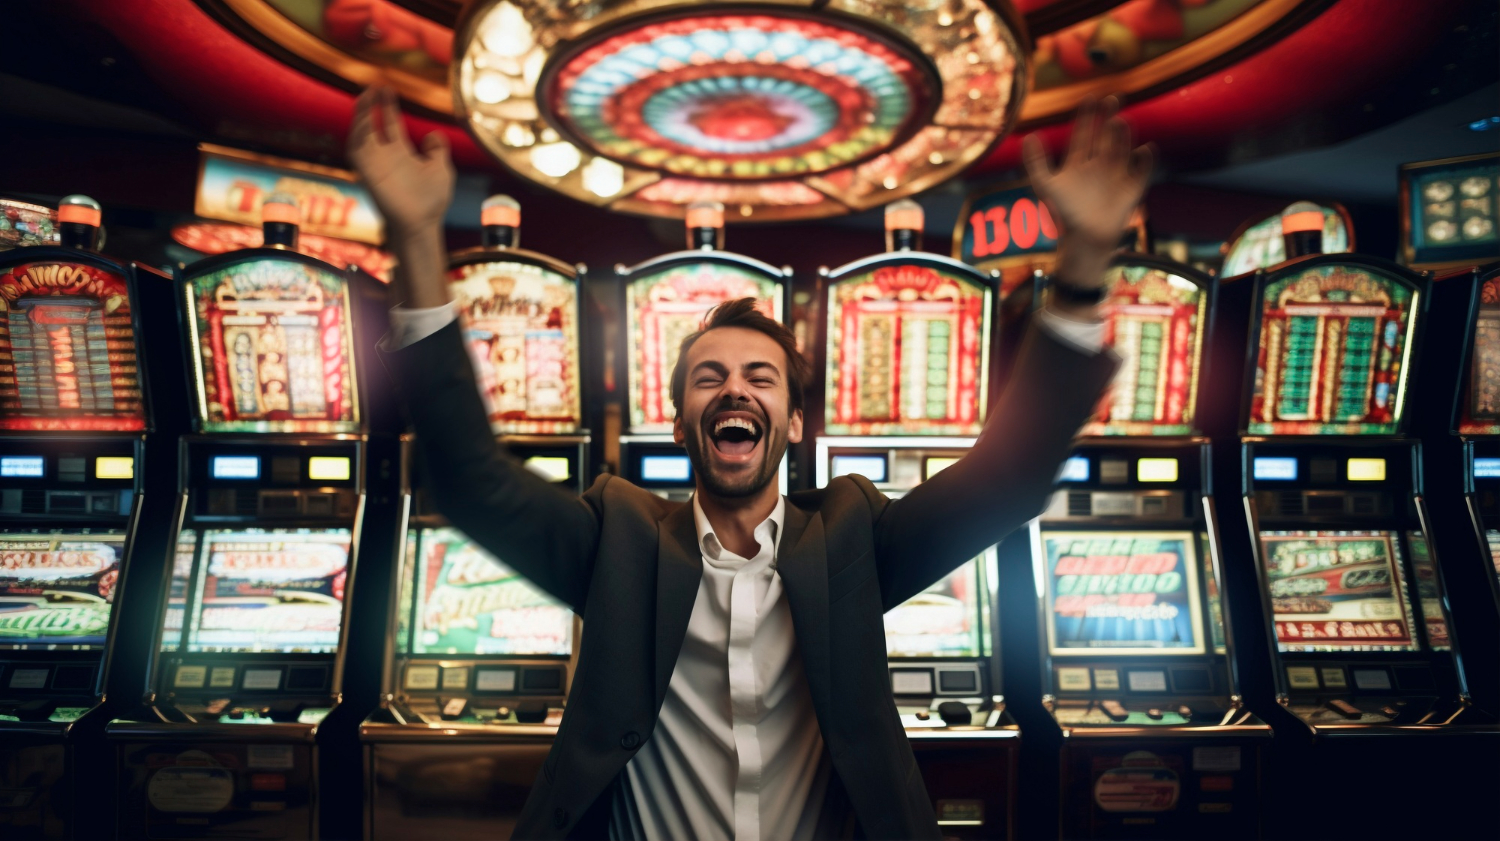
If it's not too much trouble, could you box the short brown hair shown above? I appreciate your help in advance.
[670,297,809,419]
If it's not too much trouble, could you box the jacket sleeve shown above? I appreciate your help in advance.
[381,320,601,611]
[870,323,1118,610]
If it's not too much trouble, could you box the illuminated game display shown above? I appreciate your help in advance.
[824,263,990,436]
[160,530,198,653]
[885,562,981,658]
[1248,264,1417,436]
[401,527,572,657]
[1458,272,1500,434]
[0,261,145,431]
[1084,264,1206,437]
[183,528,351,653]
[626,262,783,431]
[1259,531,1417,652]
[1400,152,1499,268]
[1406,532,1451,651]
[1042,531,1204,657]
[449,260,581,435]
[0,531,123,648]
[187,259,359,433]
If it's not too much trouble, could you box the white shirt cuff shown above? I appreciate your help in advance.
[1035,307,1106,355]
[381,301,459,351]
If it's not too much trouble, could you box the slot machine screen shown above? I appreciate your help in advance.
[1406,532,1452,651]
[185,528,351,653]
[1488,531,1500,581]
[825,264,990,436]
[1042,531,1205,656]
[885,559,982,658]
[1458,273,1500,434]
[625,262,783,433]
[0,261,145,431]
[405,527,572,656]
[1200,534,1227,655]
[1082,265,1205,436]
[449,260,581,435]
[0,199,60,250]
[187,258,359,433]
[0,531,124,649]
[1259,531,1418,652]
[161,530,198,652]
[1247,265,1416,435]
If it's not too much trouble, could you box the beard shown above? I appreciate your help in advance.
[682,406,786,499]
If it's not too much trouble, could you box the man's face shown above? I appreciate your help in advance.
[674,326,803,499]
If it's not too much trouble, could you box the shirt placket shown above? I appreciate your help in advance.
[727,563,762,840]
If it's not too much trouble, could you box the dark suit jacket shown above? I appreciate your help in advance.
[384,320,1116,840]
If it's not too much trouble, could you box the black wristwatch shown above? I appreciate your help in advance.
[1049,277,1106,305]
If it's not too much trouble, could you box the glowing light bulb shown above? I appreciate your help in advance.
[474,71,510,104]
[502,122,535,147]
[531,142,581,178]
[582,157,625,197]
[481,2,533,58]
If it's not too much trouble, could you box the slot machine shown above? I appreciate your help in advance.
[108,195,385,840]
[1017,254,1268,840]
[0,196,186,840]
[360,195,587,840]
[1421,263,1500,712]
[813,201,1016,839]
[614,202,790,499]
[1234,254,1482,733]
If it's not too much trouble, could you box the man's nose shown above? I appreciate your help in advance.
[720,375,752,401]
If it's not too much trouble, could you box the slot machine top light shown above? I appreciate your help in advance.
[481,194,521,248]
[56,194,102,251]
[885,199,924,253]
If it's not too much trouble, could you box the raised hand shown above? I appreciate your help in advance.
[1022,96,1154,293]
[348,87,454,308]
[349,87,454,237]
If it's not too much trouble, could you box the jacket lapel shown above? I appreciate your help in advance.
[776,504,832,716]
[655,502,703,707]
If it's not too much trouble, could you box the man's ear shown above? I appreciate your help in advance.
[787,408,804,445]
[672,415,686,446]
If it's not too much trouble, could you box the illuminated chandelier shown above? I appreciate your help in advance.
[453,0,1029,221]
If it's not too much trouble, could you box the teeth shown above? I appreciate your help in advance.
[714,417,759,436]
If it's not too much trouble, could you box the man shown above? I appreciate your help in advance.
[350,89,1149,840]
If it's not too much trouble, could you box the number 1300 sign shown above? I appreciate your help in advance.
[957,184,1059,265]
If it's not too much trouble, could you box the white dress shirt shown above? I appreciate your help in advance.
[383,300,1104,840]
[607,494,831,840]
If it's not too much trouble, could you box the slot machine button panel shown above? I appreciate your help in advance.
[1327,699,1362,719]
[1100,700,1129,721]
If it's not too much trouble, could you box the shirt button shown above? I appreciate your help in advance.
[620,731,641,750]
[553,807,569,828]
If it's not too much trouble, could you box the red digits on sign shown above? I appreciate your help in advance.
[1039,201,1058,240]
[1010,198,1039,250]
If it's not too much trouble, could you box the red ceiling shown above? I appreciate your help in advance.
[51,0,1463,188]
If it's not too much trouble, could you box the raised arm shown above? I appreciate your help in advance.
[349,88,601,610]
[871,97,1150,608]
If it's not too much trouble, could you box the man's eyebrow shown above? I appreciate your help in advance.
[743,361,781,377]
[690,360,729,377]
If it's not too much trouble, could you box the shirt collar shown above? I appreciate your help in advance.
[691,494,786,565]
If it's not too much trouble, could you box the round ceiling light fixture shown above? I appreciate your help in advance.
[454,0,1029,221]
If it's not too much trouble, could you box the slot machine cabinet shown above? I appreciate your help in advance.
[360,196,587,841]
[1013,255,1269,841]
[0,196,188,840]
[1417,264,1500,714]
[613,202,791,500]
[1234,255,1486,732]
[1231,254,1500,840]
[814,202,1016,839]
[107,199,382,841]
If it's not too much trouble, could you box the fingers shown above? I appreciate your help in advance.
[1105,112,1131,164]
[1129,142,1156,187]
[1021,133,1053,184]
[380,87,415,154]
[1066,95,1097,165]
[350,87,378,152]
[420,131,454,169]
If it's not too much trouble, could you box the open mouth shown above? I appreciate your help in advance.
[709,413,764,458]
